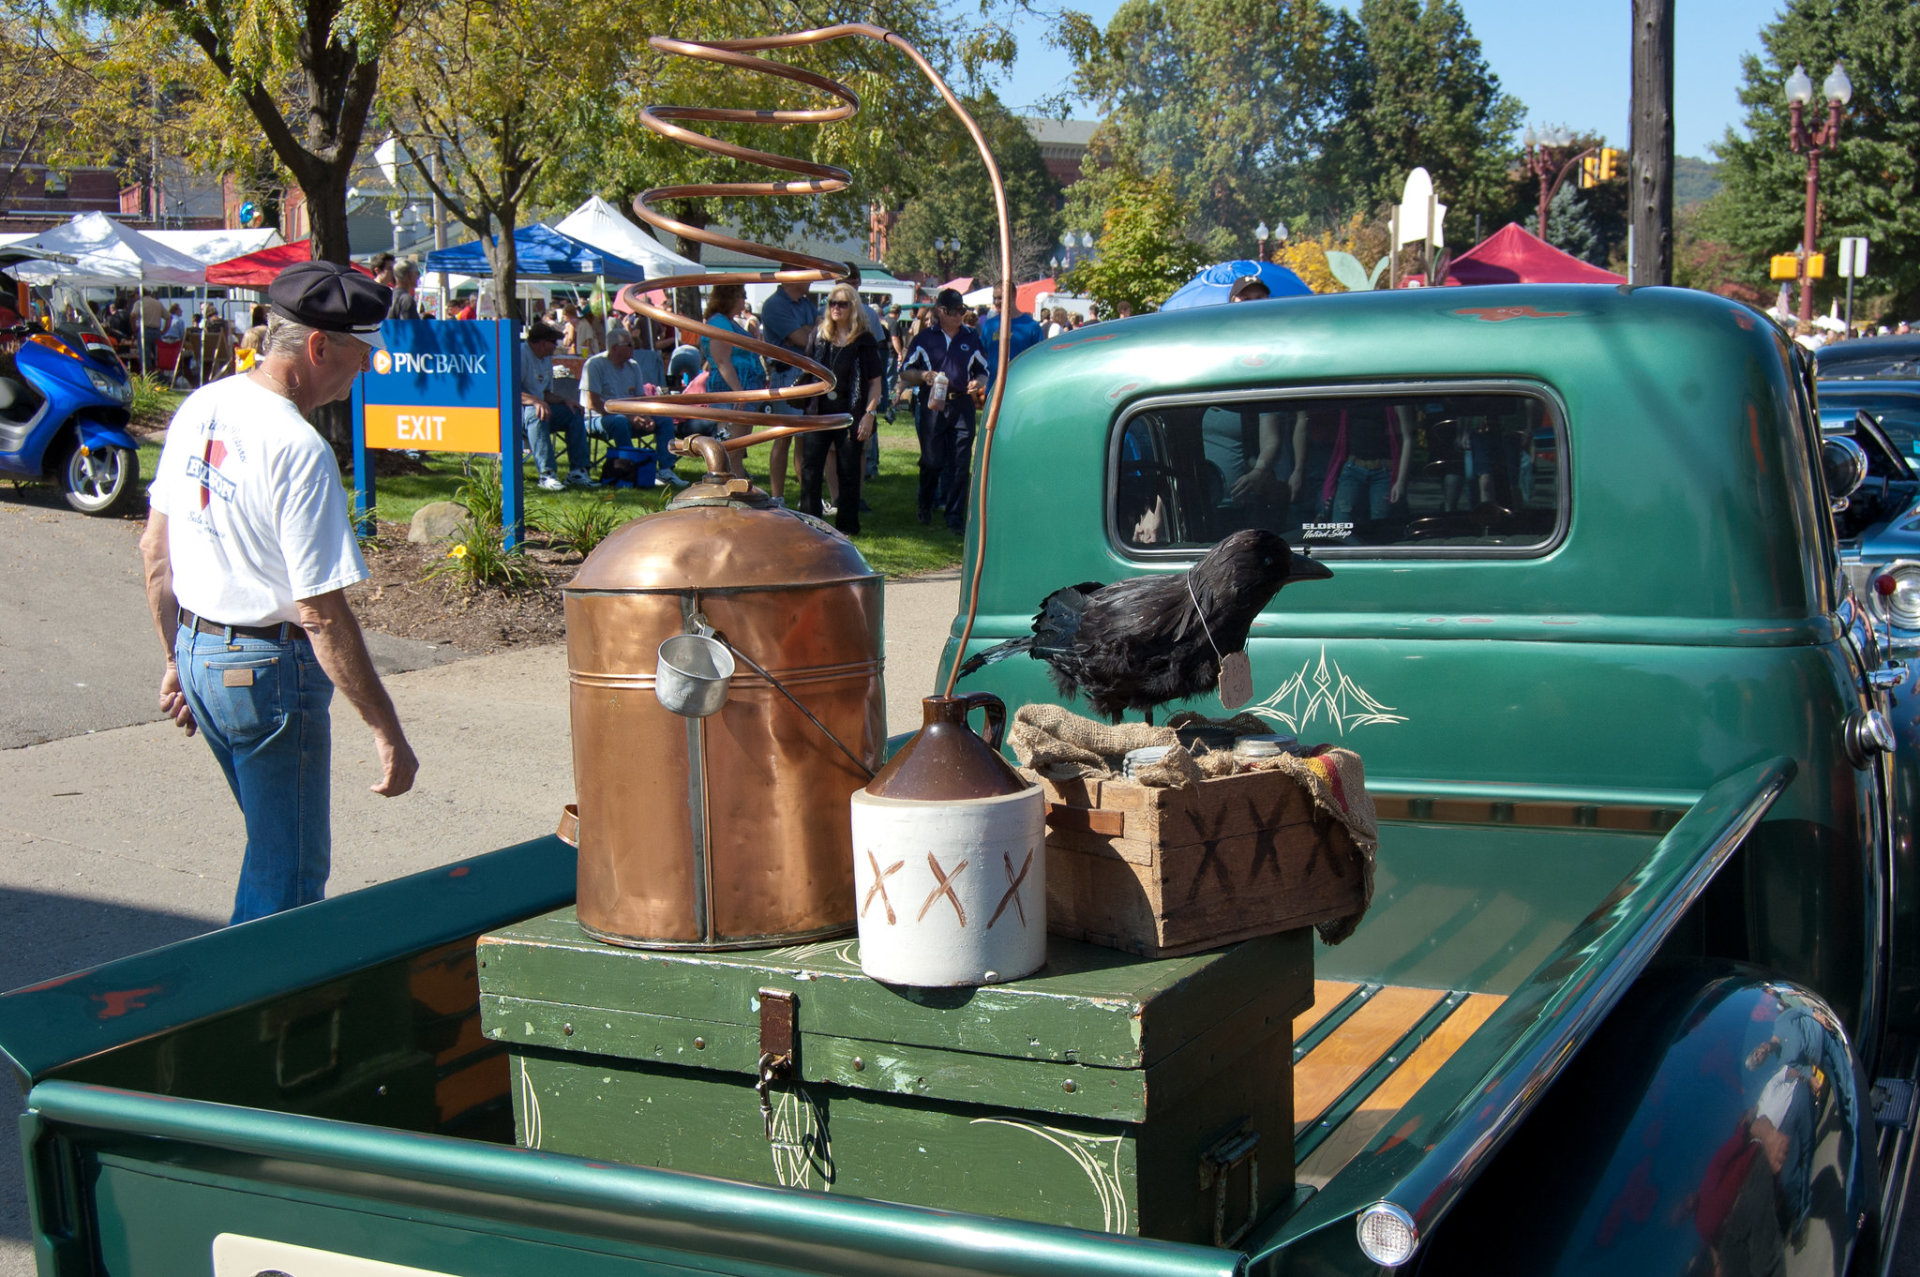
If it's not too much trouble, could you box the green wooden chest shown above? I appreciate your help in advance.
[477,907,1312,1245]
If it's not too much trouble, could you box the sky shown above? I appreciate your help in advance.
[991,0,1775,161]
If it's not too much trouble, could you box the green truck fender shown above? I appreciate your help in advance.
[1413,966,1874,1277]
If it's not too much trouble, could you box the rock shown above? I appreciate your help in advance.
[408,501,470,544]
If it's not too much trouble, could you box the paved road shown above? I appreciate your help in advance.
[0,489,466,749]
[3,493,1917,1274]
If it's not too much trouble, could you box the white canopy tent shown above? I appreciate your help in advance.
[144,227,284,267]
[554,196,702,279]
[5,212,207,286]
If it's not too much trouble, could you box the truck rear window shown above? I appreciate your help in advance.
[1112,387,1566,557]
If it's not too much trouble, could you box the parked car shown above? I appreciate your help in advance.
[1818,334,1920,380]
[1818,379,1920,639]
[1,286,1915,1277]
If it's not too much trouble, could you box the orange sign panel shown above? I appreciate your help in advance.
[363,404,501,453]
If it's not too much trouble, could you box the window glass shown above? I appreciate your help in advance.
[1114,389,1565,555]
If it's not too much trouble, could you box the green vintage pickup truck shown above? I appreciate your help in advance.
[1,285,1911,1277]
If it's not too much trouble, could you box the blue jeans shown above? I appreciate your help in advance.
[1332,459,1392,523]
[597,412,678,474]
[175,625,334,924]
[522,401,588,477]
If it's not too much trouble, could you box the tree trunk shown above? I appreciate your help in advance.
[1629,0,1674,286]
[303,166,354,266]
[489,202,520,328]
[671,198,706,324]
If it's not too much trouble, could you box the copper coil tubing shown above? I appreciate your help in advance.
[606,25,1017,696]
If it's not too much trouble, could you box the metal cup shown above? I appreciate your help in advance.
[654,634,736,718]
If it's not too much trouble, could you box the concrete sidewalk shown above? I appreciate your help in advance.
[0,568,959,1272]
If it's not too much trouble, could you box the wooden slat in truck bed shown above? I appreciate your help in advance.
[1292,981,1507,1189]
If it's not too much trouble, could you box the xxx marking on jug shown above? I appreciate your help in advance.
[918,854,970,926]
[862,850,904,924]
[988,850,1034,929]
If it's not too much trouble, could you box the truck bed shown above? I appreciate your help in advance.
[0,761,1790,1275]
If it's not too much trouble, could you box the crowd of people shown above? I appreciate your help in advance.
[507,272,1076,533]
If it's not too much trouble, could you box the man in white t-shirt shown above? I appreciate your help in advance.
[581,327,686,489]
[138,260,418,924]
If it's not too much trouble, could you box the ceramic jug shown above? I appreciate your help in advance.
[850,694,1046,986]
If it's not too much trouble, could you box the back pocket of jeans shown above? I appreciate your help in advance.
[200,656,283,743]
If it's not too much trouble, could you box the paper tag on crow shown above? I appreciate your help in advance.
[1217,651,1253,710]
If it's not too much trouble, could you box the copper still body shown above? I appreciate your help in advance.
[565,467,884,949]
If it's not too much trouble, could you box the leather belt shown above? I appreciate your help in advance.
[178,609,302,642]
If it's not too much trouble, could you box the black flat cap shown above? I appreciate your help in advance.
[1227,273,1271,301]
[269,261,390,349]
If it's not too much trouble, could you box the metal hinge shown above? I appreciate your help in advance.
[755,988,797,1141]
[1199,1122,1261,1247]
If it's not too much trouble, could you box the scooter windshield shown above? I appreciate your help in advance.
[43,286,123,374]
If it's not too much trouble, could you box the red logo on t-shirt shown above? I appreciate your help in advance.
[199,439,228,509]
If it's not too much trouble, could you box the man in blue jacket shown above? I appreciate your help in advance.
[978,282,1045,388]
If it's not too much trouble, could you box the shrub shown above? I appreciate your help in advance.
[425,518,539,590]
[454,460,504,528]
[532,496,627,557]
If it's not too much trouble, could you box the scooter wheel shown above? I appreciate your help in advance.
[59,438,139,516]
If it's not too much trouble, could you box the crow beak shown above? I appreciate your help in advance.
[1289,550,1334,581]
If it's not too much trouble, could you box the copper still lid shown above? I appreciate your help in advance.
[567,482,875,595]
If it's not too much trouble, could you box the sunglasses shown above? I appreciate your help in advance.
[828,300,851,309]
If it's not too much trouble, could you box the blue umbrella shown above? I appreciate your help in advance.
[1158,260,1313,310]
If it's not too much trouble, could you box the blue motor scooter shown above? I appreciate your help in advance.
[0,289,139,516]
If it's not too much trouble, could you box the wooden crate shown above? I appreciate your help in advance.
[479,908,1312,1245]
[1035,767,1367,958]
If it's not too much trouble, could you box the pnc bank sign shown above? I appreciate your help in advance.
[371,349,491,378]
[357,320,509,455]
[352,318,527,546]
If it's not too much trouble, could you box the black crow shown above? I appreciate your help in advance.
[956,529,1333,723]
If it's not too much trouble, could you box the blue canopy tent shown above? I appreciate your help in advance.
[1158,260,1313,310]
[423,224,648,281]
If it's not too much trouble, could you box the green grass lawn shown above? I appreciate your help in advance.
[358,418,963,578]
[129,406,961,579]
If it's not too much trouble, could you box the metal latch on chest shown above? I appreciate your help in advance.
[755,987,797,1140]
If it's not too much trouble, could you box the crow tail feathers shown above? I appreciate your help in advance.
[956,637,1034,679]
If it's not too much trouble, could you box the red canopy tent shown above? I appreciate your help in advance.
[205,241,374,287]
[1445,223,1626,287]
[1015,277,1057,314]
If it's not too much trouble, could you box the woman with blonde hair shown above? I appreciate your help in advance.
[799,281,882,534]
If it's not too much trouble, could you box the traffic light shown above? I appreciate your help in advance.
[1770,252,1827,279]
[1578,148,1624,188]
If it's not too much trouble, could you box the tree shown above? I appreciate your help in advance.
[1060,164,1207,315]
[544,6,1017,292]
[382,0,619,313]
[79,0,416,265]
[1066,0,1350,237]
[1330,0,1526,240]
[0,11,106,208]
[1712,0,1920,317]
[885,93,1061,285]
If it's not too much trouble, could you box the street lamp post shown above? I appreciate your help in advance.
[1786,61,1851,331]
[933,235,961,280]
[1523,127,1597,241]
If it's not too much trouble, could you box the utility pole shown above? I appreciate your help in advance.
[1629,0,1674,286]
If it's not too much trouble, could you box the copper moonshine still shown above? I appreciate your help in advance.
[566,441,884,948]
[560,24,1018,951]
